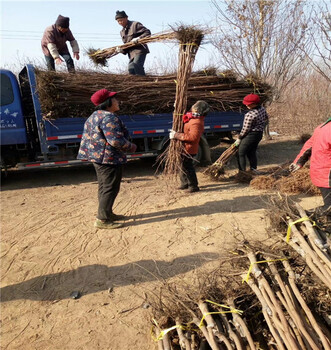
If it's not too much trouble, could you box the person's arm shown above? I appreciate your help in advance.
[174,123,202,144]
[66,29,79,59]
[293,135,314,167]
[101,116,135,152]
[133,22,151,39]
[239,111,255,139]
[47,43,60,59]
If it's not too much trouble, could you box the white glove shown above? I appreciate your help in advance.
[131,37,139,44]
[169,129,176,139]
[234,139,241,147]
[289,163,301,173]
[115,46,123,54]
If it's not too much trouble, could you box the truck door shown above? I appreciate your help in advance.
[0,70,27,146]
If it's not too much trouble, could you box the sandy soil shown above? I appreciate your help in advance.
[1,136,321,350]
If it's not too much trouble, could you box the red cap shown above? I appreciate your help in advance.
[91,89,117,106]
[243,94,260,106]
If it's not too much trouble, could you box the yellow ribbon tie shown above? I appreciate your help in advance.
[198,300,243,328]
[242,258,288,283]
[151,319,194,341]
[286,216,316,242]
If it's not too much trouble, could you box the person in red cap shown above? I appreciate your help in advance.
[234,94,269,173]
[77,89,137,229]
[289,117,331,216]
[41,15,80,73]
[115,10,151,75]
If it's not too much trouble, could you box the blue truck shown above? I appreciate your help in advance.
[0,64,244,171]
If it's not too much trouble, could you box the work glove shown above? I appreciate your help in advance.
[234,139,241,147]
[55,57,64,65]
[115,46,124,54]
[289,163,301,173]
[169,129,176,139]
[131,37,139,44]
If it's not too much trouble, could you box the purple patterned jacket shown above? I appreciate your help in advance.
[77,110,134,165]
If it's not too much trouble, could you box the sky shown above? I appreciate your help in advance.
[0,0,221,74]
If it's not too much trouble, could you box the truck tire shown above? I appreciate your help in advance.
[194,136,211,167]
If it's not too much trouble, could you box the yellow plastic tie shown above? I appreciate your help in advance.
[198,300,243,328]
[286,216,316,242]
[242,258,288,283]
[151,319,192,342]
[205,299,243,315]
[210,91,214,95]
[179,43,199,47]
[174,79,178,84]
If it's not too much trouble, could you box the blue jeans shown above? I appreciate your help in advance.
[128,54,146,75]
[45,53,75,73]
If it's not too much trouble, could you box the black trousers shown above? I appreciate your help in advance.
[180,155,198,188]
[93,163,123,221]
[237,131,263,171]
[320,187,331,211]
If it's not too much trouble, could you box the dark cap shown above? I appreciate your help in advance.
[192,100,210,116]
[115,10,128,20]
[55,15,70,28]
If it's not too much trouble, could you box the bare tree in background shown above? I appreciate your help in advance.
[304,1,331,82]
[211,0,313,101]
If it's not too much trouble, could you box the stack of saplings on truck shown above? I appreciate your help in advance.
[0,65,270,171]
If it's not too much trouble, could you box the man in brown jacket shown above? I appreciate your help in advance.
[41,15,80,73]
[115,10,151,75]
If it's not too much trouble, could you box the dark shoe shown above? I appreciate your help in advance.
[110,213,127,221]
[178,184,189,190]
[188,187,200,193]
[94,219,123,229]
[250,168,262,175]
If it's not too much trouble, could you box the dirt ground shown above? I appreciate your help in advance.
[1,136,321,350]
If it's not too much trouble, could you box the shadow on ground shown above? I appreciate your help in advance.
[0,252,218,302]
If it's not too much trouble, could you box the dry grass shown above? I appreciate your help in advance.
[250,165,320,196]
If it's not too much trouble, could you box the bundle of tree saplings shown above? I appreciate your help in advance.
[146,240,331,349]
[161,25,205,176]
[33,68,271,119]
[87,31,177,66]
[267,195,331,290]
[203,143,238,179]
[242,248,330,350]
[146,269,262,350]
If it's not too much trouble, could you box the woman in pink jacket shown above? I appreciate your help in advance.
[290,117,331,214]
[170,101,210,193]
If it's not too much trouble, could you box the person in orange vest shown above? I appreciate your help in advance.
[169,101,210,193]
[290,117,331,215]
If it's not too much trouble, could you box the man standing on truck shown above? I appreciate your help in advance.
[41,15,80,73]
[77,89,137,230]
[115,10,151,76]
